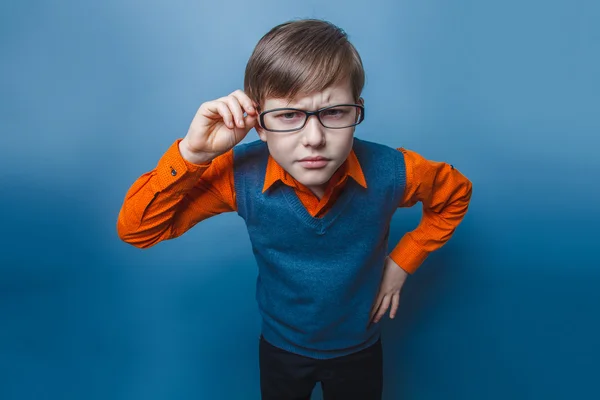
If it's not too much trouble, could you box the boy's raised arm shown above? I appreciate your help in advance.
[117,90,259,248]
[389,148,473,274]
[116,143,235,248]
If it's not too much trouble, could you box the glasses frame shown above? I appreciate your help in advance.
[258,103,365,133]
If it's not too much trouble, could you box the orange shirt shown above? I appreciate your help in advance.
[117,139,472,274]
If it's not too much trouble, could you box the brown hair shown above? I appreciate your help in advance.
[244,19,365,108]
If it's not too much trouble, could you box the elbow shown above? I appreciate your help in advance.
[116,218,157,249]
[457,172,473,203]
[466,179,473,203]
[464,178,473,200]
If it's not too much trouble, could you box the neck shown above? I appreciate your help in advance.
[308,185,325,200]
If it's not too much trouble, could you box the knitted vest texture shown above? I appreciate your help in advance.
[233,138,406,358]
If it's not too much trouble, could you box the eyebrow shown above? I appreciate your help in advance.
[278,100,351,110]
[281,92,334,109]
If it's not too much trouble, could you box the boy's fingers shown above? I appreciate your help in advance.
[369,294,383,320]
[203,101,234,128]
[390,292,400,319]
[239,114,258,137]
[243,113,257,127]
[231,90,257,115]
[225,96,246,129]
[228,114,258,146]
[373,295,391,324]
[216,101,235,128]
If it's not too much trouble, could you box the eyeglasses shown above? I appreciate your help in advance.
[258,104,365,133]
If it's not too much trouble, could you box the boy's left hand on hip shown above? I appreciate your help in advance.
[369,257,409,325]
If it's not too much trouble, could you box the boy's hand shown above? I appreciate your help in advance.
[179,90,259,164]
[369,257,409,325]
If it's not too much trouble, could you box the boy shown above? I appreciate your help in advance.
[118,19,472,400]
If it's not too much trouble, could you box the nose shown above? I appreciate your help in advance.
[300,115,326,148]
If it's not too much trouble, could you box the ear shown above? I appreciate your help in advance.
[358,97,365,106]
[256,125,268,142]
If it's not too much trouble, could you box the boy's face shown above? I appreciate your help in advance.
[256,80,362,197]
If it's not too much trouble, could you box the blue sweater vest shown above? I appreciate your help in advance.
[233,138,406,359]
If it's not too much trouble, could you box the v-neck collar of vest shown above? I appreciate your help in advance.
[280,179,362,235]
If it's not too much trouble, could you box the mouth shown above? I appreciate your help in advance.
[298,156,330,169]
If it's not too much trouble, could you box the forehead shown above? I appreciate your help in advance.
[263,80,354,109]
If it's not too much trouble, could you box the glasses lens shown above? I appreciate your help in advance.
[262,105,362,132]
[319,106,361,128]
[263,109,307,131]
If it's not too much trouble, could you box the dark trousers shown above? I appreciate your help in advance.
[259,336,383,400]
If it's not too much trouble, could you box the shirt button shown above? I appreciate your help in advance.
[171,167,177,176]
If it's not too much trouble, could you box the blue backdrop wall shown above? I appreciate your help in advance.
[1,0,598,399]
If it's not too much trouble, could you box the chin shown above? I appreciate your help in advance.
[289,163,338,186]
[297,172,334,187]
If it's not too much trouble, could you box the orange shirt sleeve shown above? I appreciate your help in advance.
[389,148,473,274]
[116,139,237,248]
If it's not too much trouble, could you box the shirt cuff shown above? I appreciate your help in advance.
[153,139,212,193]
[389,234,430,274]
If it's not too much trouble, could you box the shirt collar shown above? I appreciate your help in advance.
[262,149,367,193]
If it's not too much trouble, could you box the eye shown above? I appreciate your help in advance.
[274,111,303,120]
[321,108,346,118]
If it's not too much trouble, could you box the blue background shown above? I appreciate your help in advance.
[1,0,598,399]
